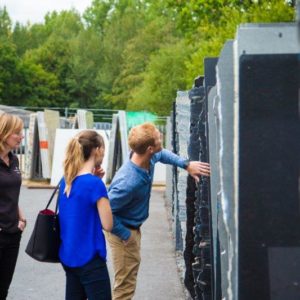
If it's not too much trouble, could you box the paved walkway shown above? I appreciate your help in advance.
[7,186,186,300]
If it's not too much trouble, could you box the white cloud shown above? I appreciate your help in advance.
[0,0,93,25]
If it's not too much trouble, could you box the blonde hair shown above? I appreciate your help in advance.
[63,130,104,196]
[128,122,157,154]
[0,113,23,153]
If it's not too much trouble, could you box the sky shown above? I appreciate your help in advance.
[0,0,93,25]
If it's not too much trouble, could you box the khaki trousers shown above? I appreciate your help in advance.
[106,229,141,300]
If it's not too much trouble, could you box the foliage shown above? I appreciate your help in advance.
[129,40,191,115]
[95,0,147,109]
[111,18,177,109]
[19,58,61,107]
[0,7,11,37]
[0,37,22,105]
[12,22,50,56]
[0,1,296,114]
[66,29,104,108]
[83,0,114,34]
[185,1,295,83]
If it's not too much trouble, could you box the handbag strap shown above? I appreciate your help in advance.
[45,179,62,213]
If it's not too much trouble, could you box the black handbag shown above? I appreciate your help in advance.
[25,183,61,263]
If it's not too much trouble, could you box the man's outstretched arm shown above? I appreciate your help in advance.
[155,149,210,181]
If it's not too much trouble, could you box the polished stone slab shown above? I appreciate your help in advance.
[235,24,300,300]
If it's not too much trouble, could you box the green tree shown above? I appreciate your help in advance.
[12,22,50,56]
[24,35,72,106]
[12,23,31,56]
[0,37,23,105]
[83,0,114,34]
[96,0,147,109]
[111,18,177,109]
[185,1,295,83]
[0,0,295,113]
[0,7,11,37]
[246,0,295,23]
[129,40,191,115]
[19,58,60,107]
[44,10,83,39]
[66,29,104,108]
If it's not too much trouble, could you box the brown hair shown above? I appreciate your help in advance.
[63,130,104,195]
[0,113,23,153]
[128,122,158,154]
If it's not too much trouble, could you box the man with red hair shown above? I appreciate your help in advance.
[106,122,210,300]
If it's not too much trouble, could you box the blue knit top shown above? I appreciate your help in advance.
[59,174,108,267]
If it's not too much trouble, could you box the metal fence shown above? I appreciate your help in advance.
[10,107,167,179]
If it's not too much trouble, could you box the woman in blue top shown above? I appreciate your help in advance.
[59,130,113,300]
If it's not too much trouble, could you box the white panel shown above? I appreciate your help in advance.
[37,112,51,178]
[50,129,110,186]
[24,113,37,179]
[77,109,94,129]
[153,162,166,185]
[118,110,129,163]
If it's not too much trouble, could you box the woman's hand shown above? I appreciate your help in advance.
[18,219,26,231]
[93,166,105,178]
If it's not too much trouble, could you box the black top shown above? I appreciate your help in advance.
[0,152,22,233]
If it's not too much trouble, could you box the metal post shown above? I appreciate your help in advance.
[297,1,300,42]
[64,107,69,118]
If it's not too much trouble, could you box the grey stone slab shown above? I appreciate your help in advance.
[207,85,220,298]
[188,86,205,161]
[235,23,299,55]
[204,58,218,95]
[106,113,118,184]
[216,40,236,300]
[165,117,173,207]
[118,110,129,163]
[175,91,190,249]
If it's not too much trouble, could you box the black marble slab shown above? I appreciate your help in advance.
[239,53,300,299]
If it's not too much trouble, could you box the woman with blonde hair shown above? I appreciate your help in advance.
[0,113,26,300]
[58,130,113,300]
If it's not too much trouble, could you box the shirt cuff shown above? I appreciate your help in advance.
[112,227,131,241]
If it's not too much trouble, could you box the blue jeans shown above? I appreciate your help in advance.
[62,255,111,300]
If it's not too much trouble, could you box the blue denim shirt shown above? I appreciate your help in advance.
[108,149,186,240]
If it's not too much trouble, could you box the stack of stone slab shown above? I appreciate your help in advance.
[185,78,205,299]
[170,22,300,300]
[105,111,128,184]
[172,91,190,251]
[209,23,300,300]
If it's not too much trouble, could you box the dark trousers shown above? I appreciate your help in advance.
[63,255,112,300]
[0,231,21,300]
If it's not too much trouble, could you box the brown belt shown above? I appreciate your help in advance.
[126,224,141,231]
